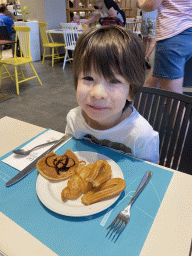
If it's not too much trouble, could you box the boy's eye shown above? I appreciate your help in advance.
[83,76,94,81]
[109,79,121,84]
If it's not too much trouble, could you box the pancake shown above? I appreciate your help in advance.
[36,149,80,180]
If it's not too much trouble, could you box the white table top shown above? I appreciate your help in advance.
[49,29,83,34]
[0,116,192,256]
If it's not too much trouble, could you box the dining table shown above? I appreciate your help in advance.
[0,116,191,256]
[48,28,84,35]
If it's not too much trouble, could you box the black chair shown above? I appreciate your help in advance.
[133,87,192,175]
[0,25,12,40]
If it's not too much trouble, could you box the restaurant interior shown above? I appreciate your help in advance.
[0,1,192,256]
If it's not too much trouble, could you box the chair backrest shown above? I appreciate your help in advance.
[60,23,78,29]
[133,87,192,174]
[133,21,141,35]
[38,22,53,44]
[62,24,79,49]
[14,26,31,59]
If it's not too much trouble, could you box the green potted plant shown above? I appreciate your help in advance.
[18,5,29,22]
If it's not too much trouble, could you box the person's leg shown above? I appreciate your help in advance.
[144,18,156,68]
[11,33,15,57]
[145,38,156,59]
[142,36,148,53]
[145,73,183,93]
[141,18,148,52]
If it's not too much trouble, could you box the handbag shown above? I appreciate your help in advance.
[99,17,125,27]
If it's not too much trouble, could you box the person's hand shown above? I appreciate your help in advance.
[82,20,87,26]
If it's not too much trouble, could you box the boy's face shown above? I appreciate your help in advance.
[76,70,132,130]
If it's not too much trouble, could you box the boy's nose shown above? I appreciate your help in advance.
[90,83,107,99]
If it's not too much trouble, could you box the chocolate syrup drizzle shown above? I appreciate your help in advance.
[45,155,75,175]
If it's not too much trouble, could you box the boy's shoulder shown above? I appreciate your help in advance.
[67,106,82,118]
[129,106,157,133]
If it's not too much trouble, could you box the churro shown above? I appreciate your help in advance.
[81,178,126,205]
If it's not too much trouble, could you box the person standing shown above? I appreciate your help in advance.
[138,0,192,94]
[140,8,157,69]
[6,5,16,21]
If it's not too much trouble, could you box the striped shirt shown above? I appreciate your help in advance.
[156,0,192,41]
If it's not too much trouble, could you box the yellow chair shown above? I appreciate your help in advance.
[0,49,13,82]
[0,26,42,95]
[38,22,66,67]
[1,65,14,81]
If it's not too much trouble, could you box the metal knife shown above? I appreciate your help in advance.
[6,133,73,187]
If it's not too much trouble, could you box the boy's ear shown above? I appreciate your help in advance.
[127,94,133,102]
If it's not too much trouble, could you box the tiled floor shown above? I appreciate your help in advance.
[0,49,77,132]
[0,48,191,133]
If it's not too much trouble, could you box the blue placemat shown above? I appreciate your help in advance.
[0,132,174,256]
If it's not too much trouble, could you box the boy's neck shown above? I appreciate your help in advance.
[82,104,133,131]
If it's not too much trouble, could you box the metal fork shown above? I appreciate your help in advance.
[106,171,152,242]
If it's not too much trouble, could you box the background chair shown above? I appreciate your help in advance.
[133,87,192,175]
[0,26,42,95]
[38,22,66,67]
[125,17,142,37]
[61,23,79,70]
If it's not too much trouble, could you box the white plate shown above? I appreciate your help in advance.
[36,151,124,217]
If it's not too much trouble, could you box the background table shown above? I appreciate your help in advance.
[49,28,84,35]
[0,116,191,256]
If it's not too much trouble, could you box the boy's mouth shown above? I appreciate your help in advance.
[88,104,109,110]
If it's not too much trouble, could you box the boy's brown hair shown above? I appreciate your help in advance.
[73,25,145,99]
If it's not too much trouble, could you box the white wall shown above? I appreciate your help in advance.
[43,0,67,29]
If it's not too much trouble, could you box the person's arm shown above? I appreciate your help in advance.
[137,0,163,12]
[108,7,117,17]
[84,12,101,25]
[104,0,118,17]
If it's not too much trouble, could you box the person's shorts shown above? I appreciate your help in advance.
[153,27,192,80]
[141,18,156,38]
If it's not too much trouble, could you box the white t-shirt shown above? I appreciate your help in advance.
[65,105,159,164]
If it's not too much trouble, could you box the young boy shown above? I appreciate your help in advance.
[65,25,159,164]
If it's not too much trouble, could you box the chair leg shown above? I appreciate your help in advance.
[64,46,71,64]
[29,63,42,86]
[56,47,59,57]
[63,49,68,70]
[42,47,46,64]
[52,48,54,67]
[14,66,19,95]
[18,65,25,80]
[3,64,13,81]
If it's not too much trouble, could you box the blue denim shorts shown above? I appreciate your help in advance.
[153,27,192,79]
